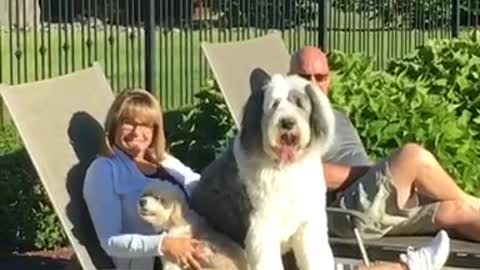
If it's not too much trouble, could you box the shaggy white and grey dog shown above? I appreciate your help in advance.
[191,69,336,270]
[138,181,249,270]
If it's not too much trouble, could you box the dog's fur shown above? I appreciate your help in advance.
[138,181,249,270]
[191,70,336,270]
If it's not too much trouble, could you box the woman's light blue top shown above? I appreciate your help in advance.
[83,148,200,269]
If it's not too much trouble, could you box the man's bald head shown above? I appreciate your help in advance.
[289,46,331,94]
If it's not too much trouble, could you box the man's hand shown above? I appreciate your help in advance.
[161,236,210,270]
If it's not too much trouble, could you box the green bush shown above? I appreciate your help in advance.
[0,125,67,250]
[166,85,237,172]
[388,31,480,135]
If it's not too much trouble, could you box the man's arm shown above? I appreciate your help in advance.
[323,163,370,191]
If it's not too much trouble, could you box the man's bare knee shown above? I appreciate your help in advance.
[399,143,422,155]
[392,143,422,169]
[400,143,435,165]
[396,143,439,179]
[389,144,428,201]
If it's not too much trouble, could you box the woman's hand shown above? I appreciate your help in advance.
[161,236,210,270]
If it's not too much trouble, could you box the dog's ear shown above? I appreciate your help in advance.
[240,70,268,153]
[249,68,270,94]
[305,84,334,150]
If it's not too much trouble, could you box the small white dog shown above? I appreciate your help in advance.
[191,70,336,270]
[138,181,250,270]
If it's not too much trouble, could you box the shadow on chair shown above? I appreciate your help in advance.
[65,111,114,269]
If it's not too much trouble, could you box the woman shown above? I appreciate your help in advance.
[84,88,208,270]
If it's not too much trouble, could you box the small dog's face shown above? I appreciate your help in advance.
[137,181,186,230]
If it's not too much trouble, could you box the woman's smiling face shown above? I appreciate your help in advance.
[114,117,154,159]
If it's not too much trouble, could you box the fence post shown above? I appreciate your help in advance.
[452,0,460,38]
[318,0,329,51]
[145,0,156,93]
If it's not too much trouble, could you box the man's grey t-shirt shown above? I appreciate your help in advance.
[323,110,371,166]
[323,110,372,204]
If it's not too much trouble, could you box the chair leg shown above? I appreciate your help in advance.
[353,227,370,267]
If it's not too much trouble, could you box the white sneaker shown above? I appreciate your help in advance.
[399,230,450,270]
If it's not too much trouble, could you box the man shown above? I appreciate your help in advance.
[290,46,480,242]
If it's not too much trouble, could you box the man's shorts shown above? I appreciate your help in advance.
[328,159,440,239]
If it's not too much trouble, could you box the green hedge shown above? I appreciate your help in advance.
[330,51,480,195]
[0,125,67,250]
[2,31,480,250]
[166,87,237,172]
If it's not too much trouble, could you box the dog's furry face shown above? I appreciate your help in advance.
[241,72,334,165]
[137,181,187,231]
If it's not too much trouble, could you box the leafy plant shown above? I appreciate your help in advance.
[331,43,480,195]
[388,31,480,141]
[167,85,237,172]
[0,125,67,250]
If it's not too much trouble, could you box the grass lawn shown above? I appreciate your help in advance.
[0,27,450,102]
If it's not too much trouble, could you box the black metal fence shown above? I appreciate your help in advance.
[0,0,479,127]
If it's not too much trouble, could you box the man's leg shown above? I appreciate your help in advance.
[387,143,479,208]
[387,144,480,241]
[434,199,480,241]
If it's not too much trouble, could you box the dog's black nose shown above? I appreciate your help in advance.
[280,117,296,130]
[139,198,147,208]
